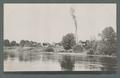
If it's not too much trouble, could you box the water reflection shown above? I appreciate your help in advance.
[4,51,16,60]
[4,51,117,71]
[18,51,40,62]
[4,52,9,60]
[100,57,117,71]
[41,53,58,62]
[60,55,75,71]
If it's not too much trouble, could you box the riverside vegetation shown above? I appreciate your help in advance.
[4,26,117,71]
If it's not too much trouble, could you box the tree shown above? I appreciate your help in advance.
[4,39,11,46]
[62,33,76,50]
[98,26,116,55]
[70,7,78,44]
[11,41,17,46]
[19,40,25,47]
[24,40,32,47]
[100,26,116,42]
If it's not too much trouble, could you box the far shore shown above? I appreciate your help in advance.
[4,46,117,58]
[35,52,117,58]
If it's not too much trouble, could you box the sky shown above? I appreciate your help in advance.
[4,4,116,43]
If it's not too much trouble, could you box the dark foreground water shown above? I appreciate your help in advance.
[4,52,117,71]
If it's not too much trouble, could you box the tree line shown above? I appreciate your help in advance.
[4,26,117,55]
[4,40,42,47]
[61,26,116,55]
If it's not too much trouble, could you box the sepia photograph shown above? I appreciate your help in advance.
[4,4,117,72]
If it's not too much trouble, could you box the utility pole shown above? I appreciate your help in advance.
[70,7,78,44]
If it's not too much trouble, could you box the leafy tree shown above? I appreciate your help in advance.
[24,40,32,47]
[4,39,11,46]
[98,26,116,55]
[20,40,25,47]
[62,33,76,50]
[100,26,116,42]
[11,41,17,46]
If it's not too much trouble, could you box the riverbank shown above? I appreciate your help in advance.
[4,46,116,61]
[4,46,117,72]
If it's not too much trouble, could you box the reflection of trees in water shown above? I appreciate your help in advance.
[87,56,99,64]
[4,52,9,60]
[87,56,97,70]
[100,57,117,71]
[41,53,57,62]
[4,51,17,60]
[60,55,75,71]
[18,51,40,62]
[18,52,58,62]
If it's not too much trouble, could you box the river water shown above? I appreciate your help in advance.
[4,52,117,72]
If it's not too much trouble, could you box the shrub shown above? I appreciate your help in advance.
[73,45,83,53]
[87,49,94,55]
[45,46,54,52]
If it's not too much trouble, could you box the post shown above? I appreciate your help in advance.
[70,7,78,44]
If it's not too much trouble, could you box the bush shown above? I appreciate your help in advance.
[87,49,94,55]
[73,45,83,53]
[45,46,54,52]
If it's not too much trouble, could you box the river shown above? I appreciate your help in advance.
[4,52,117,72]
